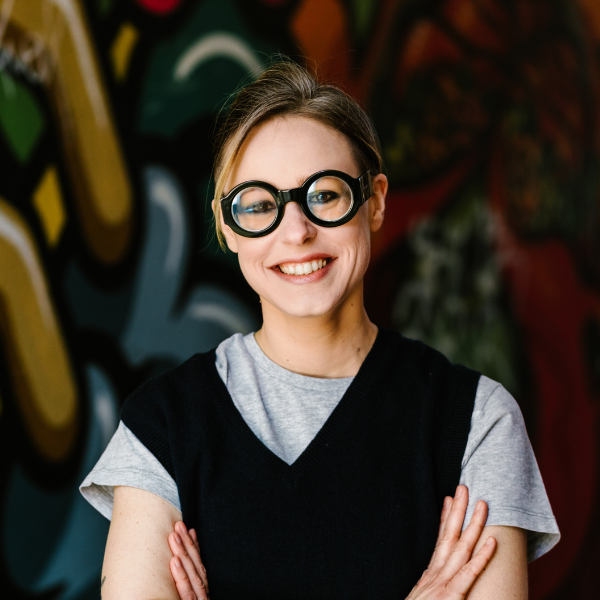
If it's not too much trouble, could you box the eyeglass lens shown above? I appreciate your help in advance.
[231,176,355,233]
[307,175,353,222]
[232,187,278,232]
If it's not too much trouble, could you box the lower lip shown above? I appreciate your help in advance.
[271,259,335,284]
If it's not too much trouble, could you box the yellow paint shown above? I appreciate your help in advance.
[33,166,66,246]
[110,22,139,81]
[9,0,133,264]
[0,197,78,460]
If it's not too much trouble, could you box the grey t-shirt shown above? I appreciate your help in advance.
[80,332,560,562]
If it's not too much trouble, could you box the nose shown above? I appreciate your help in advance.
[277,201,316,245]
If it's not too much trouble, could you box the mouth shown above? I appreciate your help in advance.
[276,257,332,276]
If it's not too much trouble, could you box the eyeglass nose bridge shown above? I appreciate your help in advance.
[277,188,308,216]
[278,188,306,205]
[280,189,293,203]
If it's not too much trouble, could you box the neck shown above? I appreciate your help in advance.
[254,284,378,378]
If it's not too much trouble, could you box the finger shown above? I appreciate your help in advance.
[170,555,203,600]
[170,553,209,600]
[457,500,488,552]
[168,532,209,594]
[426,496,453,570]
[429,485,469,569]
[438,496,453,537]
[438,500,489,578]
[190,528,200,551]
[446,536,497,597]
[176,522,209,589]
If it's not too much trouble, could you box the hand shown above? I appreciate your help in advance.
[168,521,209,600]
[406,485,496,599]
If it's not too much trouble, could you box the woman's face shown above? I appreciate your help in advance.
[221,116,387,319]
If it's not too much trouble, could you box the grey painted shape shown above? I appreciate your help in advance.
[122,166,257,367]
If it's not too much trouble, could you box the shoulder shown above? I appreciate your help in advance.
[122,350,215,416]
[120,351,217,476]
[468,376,525,452]
[391,333,481,416]
[391,330,480,380]
[474,375,519,415]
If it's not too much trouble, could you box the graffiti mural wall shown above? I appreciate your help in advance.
[0,0,598,598]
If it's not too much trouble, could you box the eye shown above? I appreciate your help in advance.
[308,190,339,205]
[245,200,276,213]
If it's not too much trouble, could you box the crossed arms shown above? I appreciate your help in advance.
[101,485,528,600]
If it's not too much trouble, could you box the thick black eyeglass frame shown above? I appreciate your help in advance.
[220,169,374,238]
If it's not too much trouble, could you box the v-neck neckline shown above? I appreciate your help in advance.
[199,327,401,487]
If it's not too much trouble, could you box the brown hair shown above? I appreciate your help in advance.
[212,59,382,249]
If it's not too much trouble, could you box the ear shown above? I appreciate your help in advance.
[368,173,387,233]
[214,198,239,253]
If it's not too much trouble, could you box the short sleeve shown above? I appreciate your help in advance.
[459,376,560,562]
[79,421,181,520]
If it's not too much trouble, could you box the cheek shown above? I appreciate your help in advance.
[344,221,371,268]
[236,241,270,286]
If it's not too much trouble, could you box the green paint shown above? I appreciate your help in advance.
[393,186,522,399]
[352,0,377,40]
[0,71,45,163]
[139,0,276,138]
[96,0,113,16]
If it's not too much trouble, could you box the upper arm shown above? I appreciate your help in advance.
[466,525,528,599]
[101,485,182,600]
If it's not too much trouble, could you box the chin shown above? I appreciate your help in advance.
[269,296,341,320]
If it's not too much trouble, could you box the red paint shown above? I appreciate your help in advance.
[135,0,182,14]
[489,143,600,599]
[371,153,481,263]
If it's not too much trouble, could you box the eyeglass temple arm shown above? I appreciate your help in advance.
[359,171,374,203]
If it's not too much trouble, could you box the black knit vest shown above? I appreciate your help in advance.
[122,328,479,599]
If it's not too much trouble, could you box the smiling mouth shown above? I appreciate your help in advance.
[277,258,331,276]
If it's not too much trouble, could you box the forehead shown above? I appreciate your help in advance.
[227,116,359,191]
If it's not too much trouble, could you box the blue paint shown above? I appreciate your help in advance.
[3,365,119,598]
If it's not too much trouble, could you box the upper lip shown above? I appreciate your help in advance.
[268,253,334,269]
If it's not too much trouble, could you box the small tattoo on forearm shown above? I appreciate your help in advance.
[101,575,106,589]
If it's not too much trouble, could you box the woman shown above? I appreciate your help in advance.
[81,60,559,599]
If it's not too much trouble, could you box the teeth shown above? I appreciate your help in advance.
[279,259,329,276]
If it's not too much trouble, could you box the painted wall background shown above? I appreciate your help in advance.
[0,0,598,598]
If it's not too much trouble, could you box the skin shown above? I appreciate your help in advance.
[101,116,528,599]
[221,116,386,379]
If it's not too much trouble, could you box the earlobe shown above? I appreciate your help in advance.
[369,173,387,233]
[223,226,239,253]
[214,198,239,253]
[221,217,239,254]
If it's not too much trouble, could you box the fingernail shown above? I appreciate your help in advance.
[485,537,494,546]
[174,533,182,545]
[177,522,186,534]
[173,556,182,569]
[456,486,463,498]
[475,500,483,512]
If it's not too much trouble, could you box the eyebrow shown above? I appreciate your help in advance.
[294,174,314,188]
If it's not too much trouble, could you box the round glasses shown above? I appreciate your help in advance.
[220,170,374,238]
